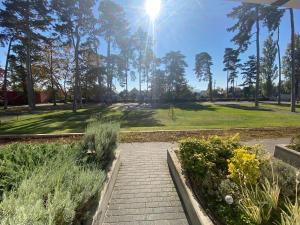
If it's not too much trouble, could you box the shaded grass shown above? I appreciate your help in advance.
[0,102,299,134]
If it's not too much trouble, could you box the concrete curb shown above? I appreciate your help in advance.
[167,149,214,225]
[274,144,300,169]
[92,149,121,225]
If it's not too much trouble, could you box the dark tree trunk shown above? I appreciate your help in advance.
[290,8,296,112]
[139,51,142,102]
[49,43,56,106]
[226,71,229,98]
[125,57,128,102]
[209,76,213,102]
[107,37,112,101]
[3,37,13,110]
[72,31,80,112]
[277,27,282,105]
[25,3,35,110]
[255,6,260,107]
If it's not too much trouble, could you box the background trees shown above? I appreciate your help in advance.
[52,0,96,112]
[195,52,213,101]
[0,0,52,110]
[261,35,278,98]
[223,48,240,98]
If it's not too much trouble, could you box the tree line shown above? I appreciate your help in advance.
[0,1,298,112]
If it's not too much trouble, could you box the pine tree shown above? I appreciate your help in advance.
[163,51,188,101]
[99,0,128,101]
[52,0,96,112]
[241,55,257,99]
[261,35,278,98]
[228,3,265,107]
[195,52,213,101]
[262,6,284,104]
[0,0,52,110]
[223,48,240,98]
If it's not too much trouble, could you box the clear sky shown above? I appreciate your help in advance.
[1,0,300,92]
[109,0,300,92]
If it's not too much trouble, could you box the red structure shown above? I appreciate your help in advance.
[0,91,50,106]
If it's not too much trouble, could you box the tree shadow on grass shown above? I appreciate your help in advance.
[218,104,273,112]
[120,110,164,128]
[0,106,112,134]
[153,102,217,112]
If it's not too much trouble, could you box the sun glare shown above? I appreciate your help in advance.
[145,0,161,21]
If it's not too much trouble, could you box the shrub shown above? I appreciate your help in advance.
[179,135,240,179]
[260,159,297,198]
[82,121,119,169]
[290,135,300,152]
[0,147,105,225]
[0,143,69,200]
[228,147,261,185]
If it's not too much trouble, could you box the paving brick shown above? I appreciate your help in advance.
[102,143,189,225]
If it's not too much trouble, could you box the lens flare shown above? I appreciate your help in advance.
[145,0,161,21]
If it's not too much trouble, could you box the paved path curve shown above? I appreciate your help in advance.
[103,143,189,225]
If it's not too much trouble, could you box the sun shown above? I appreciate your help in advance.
[145,0,161,21]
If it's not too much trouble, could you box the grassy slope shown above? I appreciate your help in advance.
[0,102,299,134]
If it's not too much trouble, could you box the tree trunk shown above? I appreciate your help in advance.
[139,51,142,102]
[3,37,13,110]
[125,57,128,102]
[72,33,80,112]
[107,37,112,102]
[209,76,213,102]
[290,8,296,112]
[50,43,56,106]
[25,2,35,110]
[226,71,229,98]
[255,6,260,107]
[277,27,282,105]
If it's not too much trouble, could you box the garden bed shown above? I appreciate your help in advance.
[0,121,119,225]
[274,144,300,169]
[175,135,300,225]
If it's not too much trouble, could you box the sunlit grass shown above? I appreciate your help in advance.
[0,102,299,134]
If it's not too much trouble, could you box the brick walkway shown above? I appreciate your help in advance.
[103,143,189,225]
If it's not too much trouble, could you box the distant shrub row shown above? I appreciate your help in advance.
[0,121,119,225]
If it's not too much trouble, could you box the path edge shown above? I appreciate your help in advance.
[167,149,214,225]
[92,149,121,225]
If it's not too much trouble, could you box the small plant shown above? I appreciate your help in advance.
[277,172,300,225]
[82,121,119,169]
[290,135,300,152]
[239,178,280,224]
[228,147,260,185]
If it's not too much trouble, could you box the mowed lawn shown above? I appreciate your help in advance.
[0,102,299,134]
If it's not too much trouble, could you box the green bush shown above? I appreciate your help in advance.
[290,135,300,152]
[0,143,68,200]
[0,150,105,225]
[0,121,120,225]
[179,135,240,180]
[82,121,119,169]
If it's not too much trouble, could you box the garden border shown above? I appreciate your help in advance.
[167,148,214,225]
[274,144,300,169]
[92,149,121,225]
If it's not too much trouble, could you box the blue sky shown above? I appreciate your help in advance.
[109,0,300,92]
[1,0,300,92]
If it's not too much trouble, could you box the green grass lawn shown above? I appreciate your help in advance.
[0,102,299,134]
